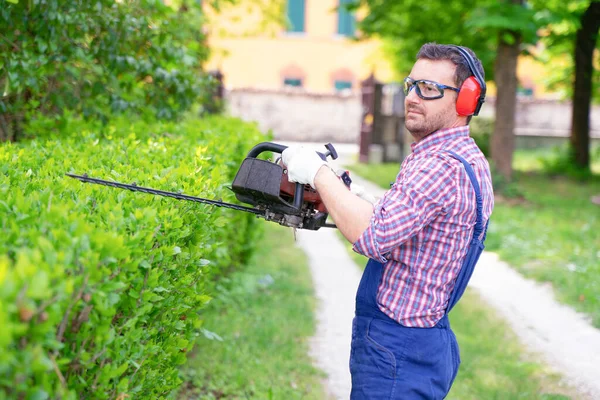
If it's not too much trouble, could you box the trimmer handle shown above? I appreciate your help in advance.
[246,142,287,158]
[246,142,338,161]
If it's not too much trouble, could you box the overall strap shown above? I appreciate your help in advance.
[445,150,485,241]
[444,150,489,313]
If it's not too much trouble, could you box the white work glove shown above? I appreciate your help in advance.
[282,146,328,189]
[350,183,378,205]
[334,168,378,205]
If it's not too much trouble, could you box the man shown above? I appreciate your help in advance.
[283,43,494,399]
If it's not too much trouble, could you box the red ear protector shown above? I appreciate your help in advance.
[451,46,486,117]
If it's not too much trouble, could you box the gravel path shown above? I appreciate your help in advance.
[297,229,361,400]
[291,146,600,399]
[470,253,600,399]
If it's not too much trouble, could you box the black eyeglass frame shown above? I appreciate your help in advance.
[403,77,460,100]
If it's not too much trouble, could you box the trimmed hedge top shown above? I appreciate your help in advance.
[0,115,265,399]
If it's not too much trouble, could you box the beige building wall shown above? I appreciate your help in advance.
[203,0,395,92]
[201,2,569,99]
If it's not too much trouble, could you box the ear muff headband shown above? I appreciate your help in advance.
[450,45,486,116]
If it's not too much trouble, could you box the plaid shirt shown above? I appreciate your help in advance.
[353,126,494,327]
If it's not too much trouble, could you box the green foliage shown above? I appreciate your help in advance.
[0,0,226,140]
[354,0,599,100]
[206,0,287,37]
[528,0,599,103]
[354,0,493,79]
[470,117,523,197]
[353,0,550,81]
[490,162,523,198]
[0,114,265,398]
[469,117,493,157]
[538,144,598,180]
[466,2,540,45]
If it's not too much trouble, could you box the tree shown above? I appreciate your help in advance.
[570,1,600,170]
[529,0,600,173]
[353,0,540,182]
[0,0,236,141]
[354,0,497,81]
[473,0,530,181]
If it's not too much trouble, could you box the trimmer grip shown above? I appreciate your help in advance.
[246,141,338,162]
[246,142,287,158]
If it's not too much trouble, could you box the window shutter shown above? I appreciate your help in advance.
[287,0,306,33]
[334,80,352,91]
[337,0,355,36]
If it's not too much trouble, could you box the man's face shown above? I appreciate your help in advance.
[404,59,459,141]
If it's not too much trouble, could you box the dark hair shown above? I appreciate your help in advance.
[416,43,485,123]
[416,43,484,90]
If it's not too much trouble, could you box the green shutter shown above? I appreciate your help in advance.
[287,0,305,33]
[337,0,356,36]
[334,80,352,91]
[284,78,303,87]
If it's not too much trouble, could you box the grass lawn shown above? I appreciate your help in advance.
[512,148,600,175]
[336,232,577,399]
[486,172,600,327]
[449,290,574,399]
[346,149,600,327]
[177,224,326,399]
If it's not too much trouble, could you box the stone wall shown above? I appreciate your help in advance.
[226,88,362,142]
[226,88,600,146]
[480,97,600,141]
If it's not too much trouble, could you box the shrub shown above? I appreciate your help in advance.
[539,144,597,180]
[0,0,216,141]
[470,117,493,157]
[0,115,266,399]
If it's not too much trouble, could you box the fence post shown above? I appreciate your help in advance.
[359,73,378,163]
[206,69,224,115]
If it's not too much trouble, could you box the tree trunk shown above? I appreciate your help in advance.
[0,112,9,141]
[491,28,521,183]
[570,1,600,171]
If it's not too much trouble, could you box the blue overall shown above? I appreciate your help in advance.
[350,151,488,399]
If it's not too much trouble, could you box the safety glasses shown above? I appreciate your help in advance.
[403,77,460,100]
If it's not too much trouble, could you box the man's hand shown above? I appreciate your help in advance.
[282,146,328,189]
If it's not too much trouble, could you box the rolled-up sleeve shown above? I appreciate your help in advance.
[353,156,457,262]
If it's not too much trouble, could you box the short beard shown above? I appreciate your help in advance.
[405,105,455,141]
[406,123,430,141]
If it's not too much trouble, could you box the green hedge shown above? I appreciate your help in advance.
[0,115,265,399]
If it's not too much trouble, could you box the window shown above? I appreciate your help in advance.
[337,0,356,36]
[517,86,534,97]
[286,0,305,33]
[331,68,354,92]
[281,64,305,88]
[334,80,352,91]
[284,78,303,87]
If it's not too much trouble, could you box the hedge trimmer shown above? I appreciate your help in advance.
[66,142,351,231]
